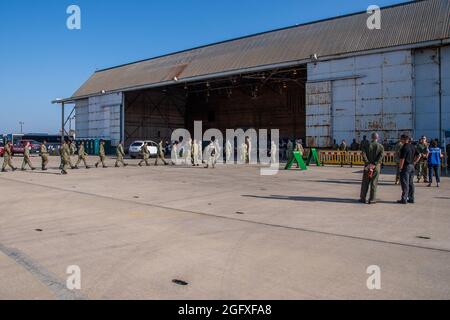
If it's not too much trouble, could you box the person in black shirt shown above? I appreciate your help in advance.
[397,135,420,204]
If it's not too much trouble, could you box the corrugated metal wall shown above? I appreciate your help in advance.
[306,50,414,146]
[414,48,440,140]
[75,92,122,145]
[443,46,450,140]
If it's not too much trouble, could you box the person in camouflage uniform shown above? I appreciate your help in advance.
[154,139,168,166]
[68,140,77,169]
[60,141,71,175]
[39,140,49,171]
[360,132,385,204]
[75,141,90,169]
[1,141,17,172]
[95,140,107,168]
[21,141,36,171]
[138,142,150,167]
[415,136,429,183]
[115,142,128,167]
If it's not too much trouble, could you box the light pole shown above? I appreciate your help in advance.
[19,121,24,134]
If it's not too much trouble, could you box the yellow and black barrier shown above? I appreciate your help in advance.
[317,150,398,167]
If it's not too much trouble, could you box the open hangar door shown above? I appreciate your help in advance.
[123,87,187,147]
[123,66,306,147]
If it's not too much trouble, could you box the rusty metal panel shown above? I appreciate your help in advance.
[71,0,450,99]
[307,50,415,146]
[306,81,332,147]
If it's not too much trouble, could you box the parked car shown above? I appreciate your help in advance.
[128,141,158,159]
[0,141,4,157]
[12,140,40,155]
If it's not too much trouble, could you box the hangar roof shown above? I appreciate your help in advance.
[68,0,450,101]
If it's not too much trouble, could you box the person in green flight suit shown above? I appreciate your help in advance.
[359,132,385,205]
[95,140,107,168]
[138,142,150,167]
[60,140,71,175]
[115,141,128,167]
[1,141,17,172]
[154,139,168,166]
[415,136,429,183]
[75,141,90,169]
[39,140,49,171]
[21,141,36,171]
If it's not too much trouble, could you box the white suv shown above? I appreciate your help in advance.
[128,141,158,159]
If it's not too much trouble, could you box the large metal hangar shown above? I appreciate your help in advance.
[55,0,450,148]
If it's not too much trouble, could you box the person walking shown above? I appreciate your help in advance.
[192,139,200,166]
[95,140,108,168]
[397,135,420,204]
[154,139,168,166]
[171,141,178,165]
[225,140,232,163]
[204,139,217,169]
[427,139,443,188]
[115,141,128,167]
[286,139,293,163]
[74,141,90,169]
[21,141,36,171]
[1,141,17,172]
[138,142,150,167]
[271,140,278,164]
[39,140,49,171]
[68,140,77,169]
[359,133,385,204]
[60,141,71,175]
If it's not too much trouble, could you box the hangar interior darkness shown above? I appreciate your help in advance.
[123,66,307,145]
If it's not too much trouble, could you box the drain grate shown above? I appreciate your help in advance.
[416,236,431,240]
[172,279,188,286]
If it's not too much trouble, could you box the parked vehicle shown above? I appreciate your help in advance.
[12,140,40,155]
[128,141,158,159]
[0,141,4,157]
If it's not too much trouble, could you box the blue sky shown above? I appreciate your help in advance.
[0,0,407,134]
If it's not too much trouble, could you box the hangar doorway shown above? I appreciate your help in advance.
[123,66,306,146]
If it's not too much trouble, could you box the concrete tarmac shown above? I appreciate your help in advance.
[0,156,449,299]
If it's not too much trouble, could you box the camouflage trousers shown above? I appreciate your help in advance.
[41,155,49,170]
[139,155,150,166]
[95,155,107,168]
[21,156,35,170]
[2,156,16,171]
[115,155,127,167]
[416,160,428,182]
[76,155,89,168]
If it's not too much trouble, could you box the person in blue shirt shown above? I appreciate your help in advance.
[427,139,443,188]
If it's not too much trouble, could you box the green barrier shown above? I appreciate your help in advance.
[306,148,322,166]
[285,151,307,170]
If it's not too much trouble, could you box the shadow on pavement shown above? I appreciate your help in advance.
[242,194,394,204]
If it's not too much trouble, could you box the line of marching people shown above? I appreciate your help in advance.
[1,136,247,175]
